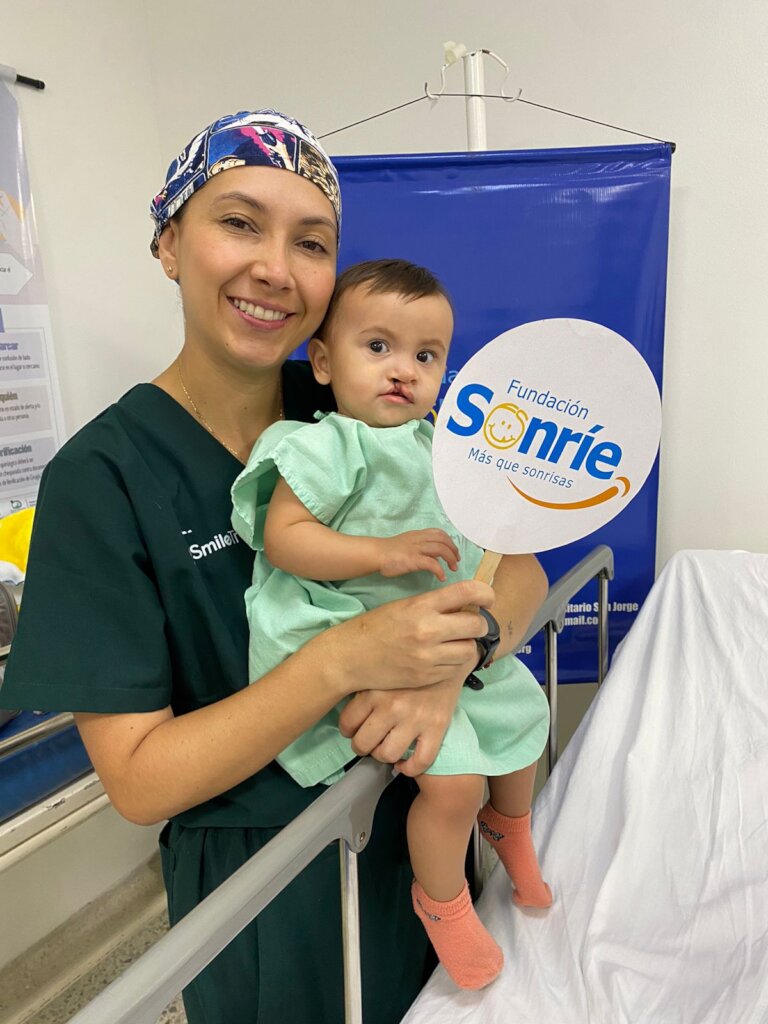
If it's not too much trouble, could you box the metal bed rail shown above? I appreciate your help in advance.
[0,711,74,757]
[0,771,108,871]
[0,589,105,862]
[0,708,102,869]
[66,544,614,1024]
[532,544,615,772]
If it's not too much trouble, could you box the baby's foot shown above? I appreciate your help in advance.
[477,803,552,908]
[411,879,503,990]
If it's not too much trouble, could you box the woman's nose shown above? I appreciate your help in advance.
[248,239,294,290]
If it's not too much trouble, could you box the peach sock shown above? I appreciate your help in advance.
[478,803,552,908]
[411,880,503,990]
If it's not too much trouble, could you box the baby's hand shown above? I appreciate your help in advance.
[377,529,460,581]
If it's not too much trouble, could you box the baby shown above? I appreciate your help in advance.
[231,259,551,990]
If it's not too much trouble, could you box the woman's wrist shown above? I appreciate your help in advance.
[302,623,357,702]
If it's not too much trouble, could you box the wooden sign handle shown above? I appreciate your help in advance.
[473,549,503,586]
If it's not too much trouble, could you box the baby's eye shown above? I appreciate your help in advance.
[416,350,436,364]
[369,339,389,354]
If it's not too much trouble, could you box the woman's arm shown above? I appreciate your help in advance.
[339,554,549,777]
[264,476,459,581]
[75,637,349,826]
[75,578,494,825]
[487,553,549,659]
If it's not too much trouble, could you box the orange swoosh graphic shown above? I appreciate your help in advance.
[508,476,631,510]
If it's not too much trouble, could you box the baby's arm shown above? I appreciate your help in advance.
[263,477,460,581]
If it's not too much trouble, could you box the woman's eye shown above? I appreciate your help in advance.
[223,216,252,231]
[369,340,389,354]
[417,350,436,364]
[300,239,329,254]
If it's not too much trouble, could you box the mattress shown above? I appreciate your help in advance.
[403,550,768,1024]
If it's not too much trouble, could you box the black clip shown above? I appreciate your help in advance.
[463,672,484,690]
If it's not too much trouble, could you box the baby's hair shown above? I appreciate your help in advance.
[316,258,452,340]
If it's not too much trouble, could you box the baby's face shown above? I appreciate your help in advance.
[310,285,452,428]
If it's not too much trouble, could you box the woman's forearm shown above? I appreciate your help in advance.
[76,578,496,825]
[490,554,549,659]
[76,638,351,825]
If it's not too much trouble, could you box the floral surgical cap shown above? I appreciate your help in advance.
[149,109,340,256]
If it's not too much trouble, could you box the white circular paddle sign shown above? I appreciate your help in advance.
[432,319,662,553]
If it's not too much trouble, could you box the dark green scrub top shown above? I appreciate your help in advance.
[2,362,434,1023]
[0,361,336,828]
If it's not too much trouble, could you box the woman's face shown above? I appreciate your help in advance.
[159,165,337,372]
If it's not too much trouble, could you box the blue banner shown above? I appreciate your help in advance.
[297,144,671,682]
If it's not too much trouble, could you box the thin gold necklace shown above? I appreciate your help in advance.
[177,363,284,462]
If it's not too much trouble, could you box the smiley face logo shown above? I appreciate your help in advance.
[483,403,529,449]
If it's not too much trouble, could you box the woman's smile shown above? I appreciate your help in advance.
[228,296,294,330]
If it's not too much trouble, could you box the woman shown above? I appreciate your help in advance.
[0,110,548,1023]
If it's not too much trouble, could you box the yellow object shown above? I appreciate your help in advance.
[0,507,35,572]
[483,403,529,450]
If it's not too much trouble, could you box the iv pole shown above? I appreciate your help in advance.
[427,41,520,151]
[458,44,489,150]
[431,40,553,891]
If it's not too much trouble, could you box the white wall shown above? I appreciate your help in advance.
[0,804,160,969]
[1,0,765,950]
[4,0,180,434]
[5,0,764,563]
[142,0,768,564]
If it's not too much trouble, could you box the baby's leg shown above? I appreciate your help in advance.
[479,764,552,908]
[409,773,484,899]
[409,773,502,990]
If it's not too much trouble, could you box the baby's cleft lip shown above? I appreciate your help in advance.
[382,384,414,403]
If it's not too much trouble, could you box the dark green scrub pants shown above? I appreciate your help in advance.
[160,779,433,1024]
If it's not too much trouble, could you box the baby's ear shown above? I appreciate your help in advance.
[308,337,332,385]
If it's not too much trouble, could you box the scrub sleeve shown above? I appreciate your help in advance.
[0,363,431,1024]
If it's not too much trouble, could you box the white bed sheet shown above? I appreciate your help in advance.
[403,550,768,1024]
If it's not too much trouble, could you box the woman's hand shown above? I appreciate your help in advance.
[338,667,475,778]
[334,553,549,777]
[323,579,490,777]
[315,578,493,697]
[376,529,460,582]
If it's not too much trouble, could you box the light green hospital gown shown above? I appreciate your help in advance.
[231,412,549,788]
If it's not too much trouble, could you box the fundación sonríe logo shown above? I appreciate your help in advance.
[432,319,662,555]
[447,384,631,511]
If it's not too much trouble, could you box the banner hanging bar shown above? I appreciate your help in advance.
[15,73,45,90]
[320,91,675,153]
[321,41,675,152]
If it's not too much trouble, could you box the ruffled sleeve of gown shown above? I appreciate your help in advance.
[231,413,369,550]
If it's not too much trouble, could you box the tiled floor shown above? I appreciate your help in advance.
[26,910,187,1023]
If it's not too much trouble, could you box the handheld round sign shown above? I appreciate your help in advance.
[433,318,662,558]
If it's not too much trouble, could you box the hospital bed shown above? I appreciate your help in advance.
[33,548,768,1023]
[405,549,768,1024]
[0,608,101,871]
[64,544,614,1023]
